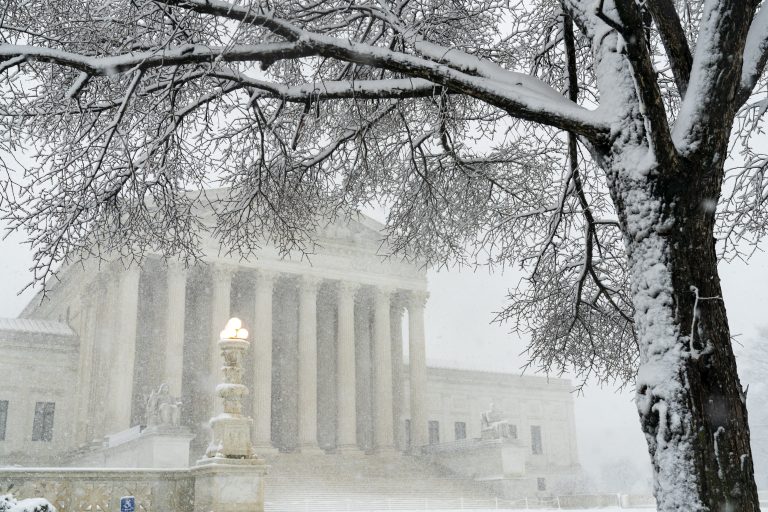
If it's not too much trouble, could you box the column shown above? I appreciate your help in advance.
[74,282,98,444]
[209,264,233,414]
[298,276,322,453]
[164,262,187,397]
[336,281,360,453]
[316,287,337,450]
[252,269,276,451]
[373,287,395,453]
[90,277,112,438]
[407,290,429,450]
[390,300,405,451]
[108,265,140,433]
[354,296,373,451]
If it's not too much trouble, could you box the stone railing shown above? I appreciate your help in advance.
[0,467,194,511]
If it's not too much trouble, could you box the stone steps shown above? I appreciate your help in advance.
[262,452,498,511]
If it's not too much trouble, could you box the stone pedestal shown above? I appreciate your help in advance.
[192,459,268,512]
[134,427,196,468]
[65,425,195,468]
[206,406,252,459]
[424,438,527,481]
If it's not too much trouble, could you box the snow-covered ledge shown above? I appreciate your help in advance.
[66,424,195,469]
[0,468,195,511]
[0,463,269,512]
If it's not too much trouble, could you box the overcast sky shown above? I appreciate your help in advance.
[2,219,767,489]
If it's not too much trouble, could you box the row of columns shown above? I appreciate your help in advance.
[155,264,428,453]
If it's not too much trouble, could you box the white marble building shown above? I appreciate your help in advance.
[417,367,579,463]
[0,209,581,495]
[0,319,79,464]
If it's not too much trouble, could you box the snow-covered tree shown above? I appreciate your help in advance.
[1,1,767,509]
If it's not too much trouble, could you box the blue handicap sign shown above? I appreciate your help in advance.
[120,496,135,512]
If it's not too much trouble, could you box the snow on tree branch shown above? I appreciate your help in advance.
[673,0,760,150]
[0,42,319,76]
[2,0,609,140]
[739,4,768,106]
[647,0,693,96]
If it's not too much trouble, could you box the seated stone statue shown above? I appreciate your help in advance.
[480,402,516,440]
[146,383,182,428]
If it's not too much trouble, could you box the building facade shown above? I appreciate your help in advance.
[418,367,579,464]
[0,211,581,493]
[0,319,79,464]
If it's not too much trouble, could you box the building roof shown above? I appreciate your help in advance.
[403,359,574,391]
[0,317,76,337]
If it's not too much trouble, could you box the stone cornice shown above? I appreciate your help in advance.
[298,274,323,293]
[210,262,237,281]
[407,290,430,309]
[253,268,277,288]
[165,259,186,275]
[220,258,427,292]
[0,467,195,478]
[193,210,427,287]
[374,285,396,298]
[0,334,80,355]
[17,212,428,318]
[337,280,361,296]
[401,364,574,390]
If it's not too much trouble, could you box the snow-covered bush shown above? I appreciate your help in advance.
[0,494,56,512]
[0,495,14,512]
[10,498,55,512]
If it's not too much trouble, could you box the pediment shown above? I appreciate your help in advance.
[195,188,389,248]
[316,213,387,245]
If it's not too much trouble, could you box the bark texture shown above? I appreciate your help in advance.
[626,154,760,511]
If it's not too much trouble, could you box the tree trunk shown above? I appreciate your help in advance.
[626,159,760,511]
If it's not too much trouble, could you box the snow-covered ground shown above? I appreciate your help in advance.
[356,509,649,512]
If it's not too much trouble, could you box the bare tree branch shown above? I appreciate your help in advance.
[647,0,692,96]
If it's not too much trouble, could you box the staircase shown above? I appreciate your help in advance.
[262,452,501,511]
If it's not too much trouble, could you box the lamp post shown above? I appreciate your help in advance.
[192,317,268,512]
[202,317,260,460]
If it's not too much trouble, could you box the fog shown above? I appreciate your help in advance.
[2,216,767,494]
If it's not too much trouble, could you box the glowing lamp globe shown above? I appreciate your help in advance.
[221,317,249,340]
